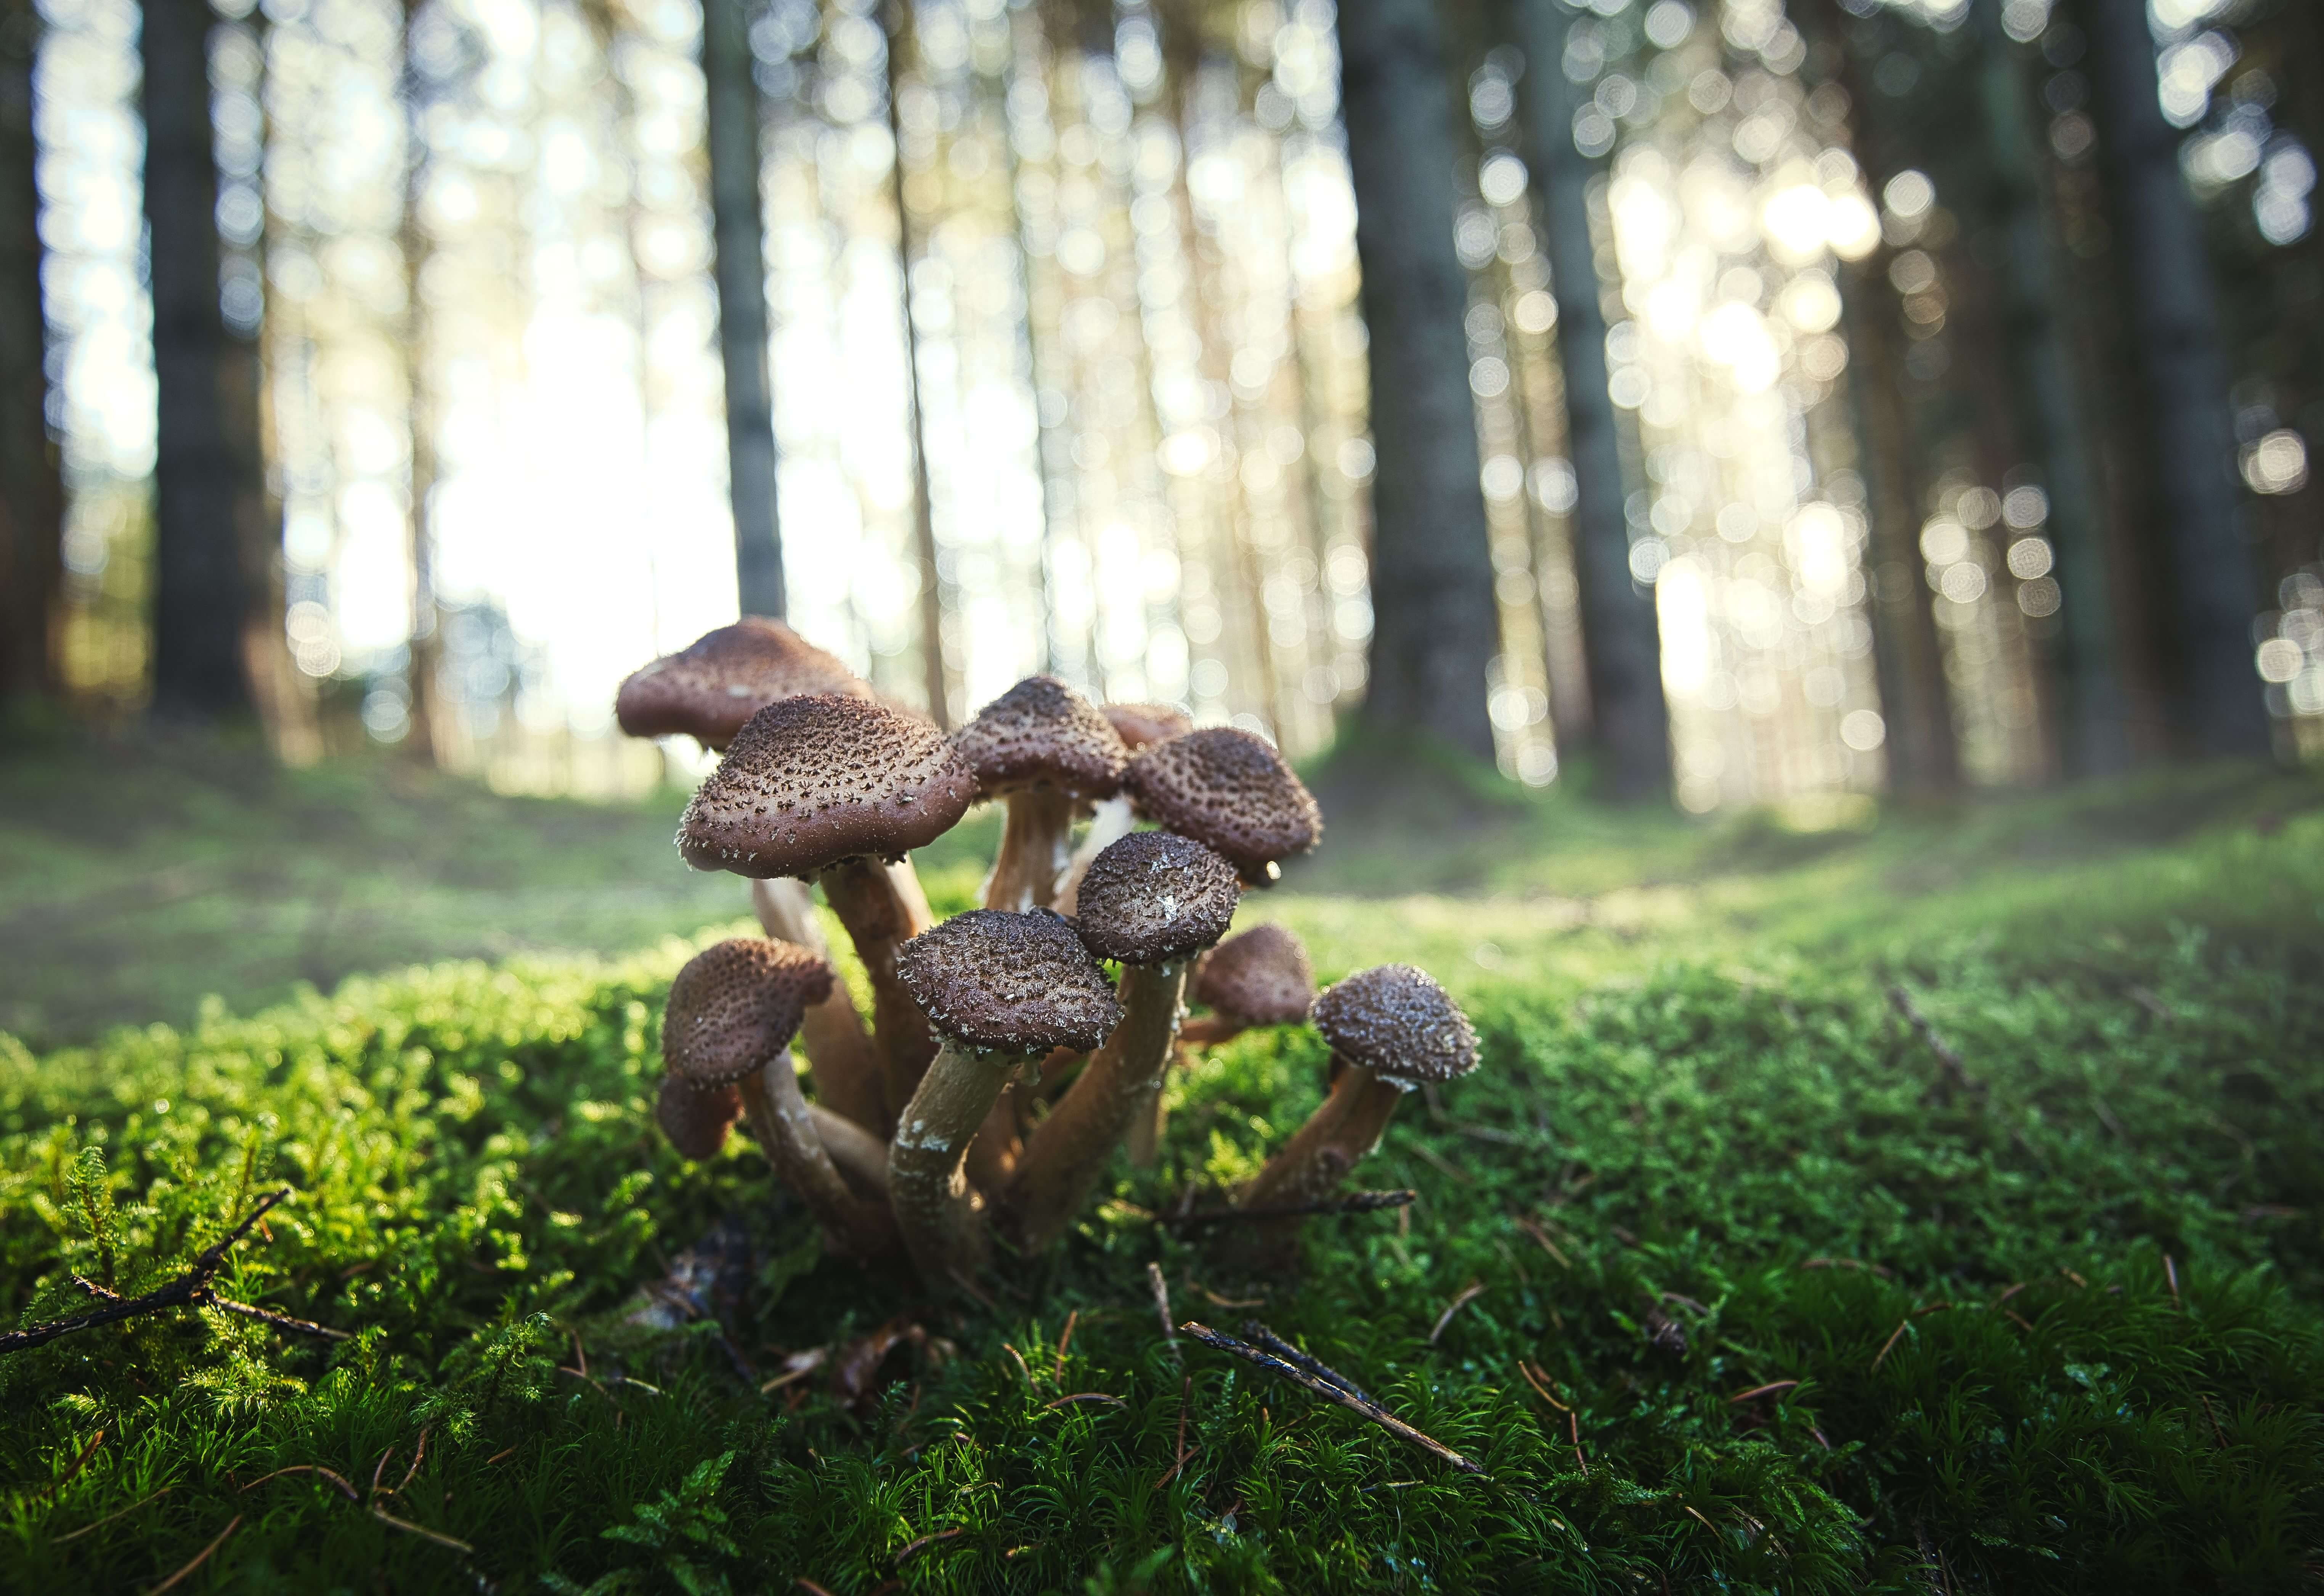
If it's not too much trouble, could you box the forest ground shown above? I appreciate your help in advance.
[2,730,2322,1591]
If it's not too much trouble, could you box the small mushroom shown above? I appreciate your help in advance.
[1101,702,1195,750]
[748,877,886,1136]
[1125,922,1315,1165]
[1055,702,1195,914]
[615,616,870,751]
[663,938,900,1260]
[1236,965,1478,1222]
[654,1075,743,1161]
[679,694,979,1120]
[889,910,1122,1286]
[950,676,1131,913]
[1006,832,1241,1249]
[1121,726,1323,885]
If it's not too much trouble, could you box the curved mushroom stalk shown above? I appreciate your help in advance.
[886,1041,1027,1284]
[736,1050,902,1261]
[751,877,888,1135]
[1006,961,1189,1248]
[984,787,1078,912]
[1053,794,1136,915]
[807,1103,891,1201]
[817,858,939,1124]
[1234,1065,1406,1213]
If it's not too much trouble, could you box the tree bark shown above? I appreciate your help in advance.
[142,0,264,719]
[1337,0,1499,763]
[2074,0,2268,756]
[1510,0,1669,798]
[398,0,441,762]
[1972,0,2130,776]
[703,0,784,618]
[0,0,59,706]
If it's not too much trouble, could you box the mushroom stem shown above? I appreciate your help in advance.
[964,1091,1022,1195]
[751,878,889,1135]
[1123,1047,1181,1167]
[1173,1015,1249,1048]
[982,788,1078,912]
[807,1103,891,1200]
[1235,1064,1405,1214]
[1005,961,1189,1250]
[816,857,939,1123]
[1053,793,1135,915]
[887,1039,1027,1286]
[735,1050,901,1260]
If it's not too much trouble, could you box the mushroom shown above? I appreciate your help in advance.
[1120,726,1323,885]
[1236,964,1478,1223]
[1006,831,1241,1248]
[615,616,870,750]
[889,909,1122,1286]
[654,1074,743,1162]
[950,676,1130,913]
[615,619,886,1135]
[662,938,900,1260]
[1124,921,1315,1165]
[1054,702,1195,914]
[679,694,978,1121]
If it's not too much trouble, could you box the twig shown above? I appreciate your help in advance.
[896,1526,966,1563]
[1513,1216,1569,1269]
[147,1513,241,1594]
[1038,1392,1127,1411]
[1515,1359,1568,1412]
[391,1425,432,1496]
[2164,1254,2181,1307]
[45,1428,105,1498]
[207,1296,350,1340]
[1180,1321,1483,1474]
[1428,1281,1487,1346]
[1726,1380,1800,1405]
[1243,1323,1378,1407]
[242,1464,360,1503]
[5,1191,301,1355]
[55,1485,172,1543]
[369,1506,474,1553]
[1168,1189,1417,1228]
[1886,986,1986,1105]
[1146,1263,1178,1354]
[1054,1309,1079,1377]
[1801,1257,1892,1279]
[1870,1303,1954,1373]
[1154,1374,1194,1488]
[2197,1391,2228,1449]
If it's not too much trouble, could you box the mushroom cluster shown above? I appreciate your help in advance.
[616,621,1479,1290]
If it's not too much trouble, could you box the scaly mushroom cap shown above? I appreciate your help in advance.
[1310,964,1478,1089]
[1073,831,1241,966]
[661,938,836,1089]
[1193,923,1314,1026]
[616,617,868,749]
[1101,702,1193,752]
[951,675,1130,801]
[893,909,1123,1053]
[678,694,978,878]
[655,1076,744,1160]
[1123,727,1323,882]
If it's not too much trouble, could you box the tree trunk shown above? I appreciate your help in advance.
[399,0,440,762]
[704,0,784,618]
[2075,0,2268,757]
[1972,0,2130,776]
[142,0,262,719]
[0,0,59,707]
[1511,0,1668,798]
[1337,0,1498,763]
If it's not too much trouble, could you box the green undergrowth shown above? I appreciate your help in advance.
[3,916,2323,1590]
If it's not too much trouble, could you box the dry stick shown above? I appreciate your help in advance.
[1243,1323,1378,1408]
[1179,1321,1482,1475]
[148,1513,241,1595]
[55,1485,172,1543]
[1155,1374,1195,1488]
[1167,1189,1417,1229]
[45,1427,105,1498]
[1886,985,1987,1103]
[1039,1392,1127,1410]
[1726,1380,1801,1405]
[2164,1254,2182,1307]
[1,1190,301,1355]
[1429,1281,1487,1346]
[896,1526,967,1564]
[1146,1262,1177,1349]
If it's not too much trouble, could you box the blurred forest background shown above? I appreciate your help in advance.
[0,0,2316,813]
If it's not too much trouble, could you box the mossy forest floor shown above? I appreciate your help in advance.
[4,729,2324,1591]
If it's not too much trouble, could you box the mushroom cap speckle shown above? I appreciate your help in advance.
[1193,923,1314,1026]
[1072,831,1241,966]
[678,694,978,878]
[1310,964,1478,1088]
[1101,702,1194,752]
[1123,727,1322,881]
[662,938,835,1089]
[655,1074,744,1160]
[893,909,1123,1053]
[616,617,869,749]
[951,676,1130,800]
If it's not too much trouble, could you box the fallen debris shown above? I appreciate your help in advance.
[1180,1320,1482,1474]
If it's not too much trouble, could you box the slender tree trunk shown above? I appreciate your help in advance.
[1512,0,1668,797]
[1972,0,2128,776]
[883,0,951,726]
[0,0,59,706]
[2075,0,2268,757]
[398,0,440,762]
[704,0,783,618]
[1337,0,1498,763]
[142,0,262,718]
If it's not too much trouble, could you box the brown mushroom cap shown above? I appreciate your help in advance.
[616,617,869,748]
[678,694,978,878]
[1123,727,1323,881]
[1309,964,1478,1088]
[1193,923,1314,1026]
[1072,831,1241,966]
[1101,702,1194,752]
[655,1076,744,1160]
[662,938,836,1089]
[893,909,1123,1053]
[951,675,1130,801]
